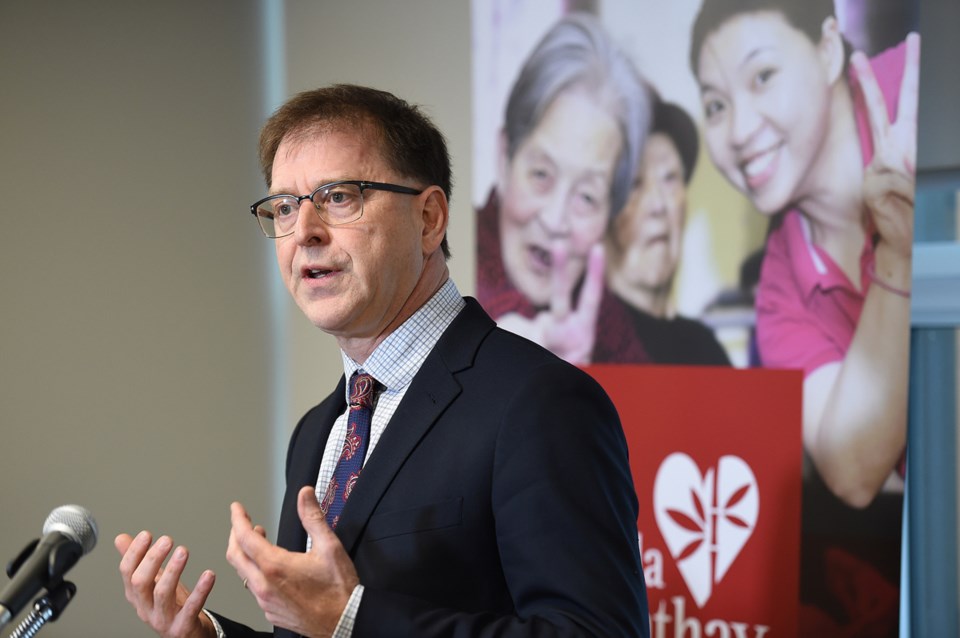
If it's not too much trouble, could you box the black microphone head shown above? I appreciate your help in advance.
[42,506,98,556]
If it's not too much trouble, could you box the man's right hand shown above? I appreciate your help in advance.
[116,531,217,638]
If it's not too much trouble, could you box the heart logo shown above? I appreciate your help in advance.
[653,453,759,608]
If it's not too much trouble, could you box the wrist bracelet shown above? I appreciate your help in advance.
[866,260,911,299]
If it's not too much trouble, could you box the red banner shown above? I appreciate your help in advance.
[589,365,802,637]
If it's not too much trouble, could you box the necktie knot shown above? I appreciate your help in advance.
[349,372,377,409]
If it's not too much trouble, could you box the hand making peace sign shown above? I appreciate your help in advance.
[854,32,920,276]
[497,242,605,366]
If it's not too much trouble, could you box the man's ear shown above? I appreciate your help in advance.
[420,186,449,254]
[818,16,846,85]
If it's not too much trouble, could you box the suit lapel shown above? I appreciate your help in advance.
[333,354,460,555]
[333,298,496,555]
[276,376,346,553]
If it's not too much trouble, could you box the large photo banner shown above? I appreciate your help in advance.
[472,1,919,635]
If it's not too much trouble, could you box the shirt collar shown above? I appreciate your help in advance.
[340,278,464,395]
[783,211,871,299]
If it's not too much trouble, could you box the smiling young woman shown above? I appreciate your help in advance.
[690,1,918,634]
[691,0,918,510]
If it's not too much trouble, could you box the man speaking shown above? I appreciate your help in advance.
[116,84,649,637]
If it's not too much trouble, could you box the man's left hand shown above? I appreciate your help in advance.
[226,486,360,636]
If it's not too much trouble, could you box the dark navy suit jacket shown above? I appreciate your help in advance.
[216,298,649,637]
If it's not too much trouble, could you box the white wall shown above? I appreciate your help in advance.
[0,1,473,636]
[0,2,273,635]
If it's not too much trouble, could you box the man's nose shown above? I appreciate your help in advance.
[293,199,330,244]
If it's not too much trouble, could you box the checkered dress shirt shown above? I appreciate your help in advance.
[317,278,465,636]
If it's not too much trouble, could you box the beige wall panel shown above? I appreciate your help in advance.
[0,2,272,635]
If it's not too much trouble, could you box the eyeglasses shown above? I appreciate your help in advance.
[250,180,424,238]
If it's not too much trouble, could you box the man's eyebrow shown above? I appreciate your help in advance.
[269,177,350,197]
[267,182,314,197]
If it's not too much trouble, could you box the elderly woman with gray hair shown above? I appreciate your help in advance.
[476,12,654,364]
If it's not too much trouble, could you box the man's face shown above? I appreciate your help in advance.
[271,129,428,342]
[610,133,687,291]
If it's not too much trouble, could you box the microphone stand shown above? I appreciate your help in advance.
[5,581,75,638]
[0,539,39,630]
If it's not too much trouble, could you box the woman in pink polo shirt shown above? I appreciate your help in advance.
[689,0,919,510]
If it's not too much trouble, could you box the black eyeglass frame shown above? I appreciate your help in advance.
[250,180,425,238]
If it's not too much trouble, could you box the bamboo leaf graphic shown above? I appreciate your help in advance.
[668,509,704,533]
[691,489,706,523]
[724,484,751,509]
[677,538,704,561]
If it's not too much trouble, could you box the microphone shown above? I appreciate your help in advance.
[0,505,98,628]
